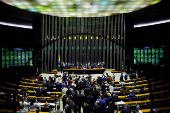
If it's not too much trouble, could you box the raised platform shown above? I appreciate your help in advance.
[111,70,123,73]
[63,68,106,74]
[44,71,58,74]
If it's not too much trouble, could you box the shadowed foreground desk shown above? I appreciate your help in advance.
[63,68,106,74]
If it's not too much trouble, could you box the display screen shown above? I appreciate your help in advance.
[1,0,161,17]
[1,48,33,68]
[134,46,165,66]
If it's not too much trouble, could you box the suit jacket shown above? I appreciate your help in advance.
[63,74,67,82]
[65,64,67,68]
[84,88,91,97]
[101,84,106,91]
[128,93,135,101]
[120,75,123,81]
[66,104,77,113]
[95,99,106,112]
[66,89,72,96]
[56,83,62,92]
[124,74,128,80]
[104,106,114,113]
[76,94,85,105]
[93,105,102,113]
[121,108,131,113]
[92,90,100,100]
[83,105,93,113]
[108,96,114,103]
[103,97,109,106]
[66,80,70,86]
[102,75,106,81]
[113,95,118,102]
[86,95,95,105]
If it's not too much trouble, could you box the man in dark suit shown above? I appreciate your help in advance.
[39,75,43,81]
[48,83,54,92]
[120,73,124,81]
[65,101,77,113]
[112,92,118,102]
[94,98,106,113]
[66,87,72,97]
[93,101,102,113]
[65,63,68,69]
[128,92,136,101]
[92,87,100,101]
[63,72,67,82]
[55,82,62,92]
[107,93,114,104]
[67,63,71,69]
[76,90,85,113]
[84,86,91,98]
[132,72,136,79]
[83,100,93,113]
[124,73,128,80]
[121,104,131,113]
[86,92,95,106]
[102,94,109,106]
[66,78,70,87]
[101,81,106,94]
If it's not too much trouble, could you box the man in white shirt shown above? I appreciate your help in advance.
[109,84,114,93]
[62,86,68,95]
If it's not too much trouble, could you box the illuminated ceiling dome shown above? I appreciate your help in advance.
[1,0,161,17]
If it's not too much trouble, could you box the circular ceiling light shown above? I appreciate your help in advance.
[1,0,161,17]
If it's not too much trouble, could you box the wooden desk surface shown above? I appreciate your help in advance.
[28,96,51,99]
[27,111,50,113]
[152,89,170,94]
[131,100,150,104]
[118,96,127,98]
[0,109,14,113]
[140,109,151,112]
[47,92,62,94]
[111,70,123,73]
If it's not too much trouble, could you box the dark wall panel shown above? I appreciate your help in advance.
[41,14,125,72]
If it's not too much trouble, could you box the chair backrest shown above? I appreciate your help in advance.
[122,98,130,102]
[132,97,140,101]
[41,107,50,112]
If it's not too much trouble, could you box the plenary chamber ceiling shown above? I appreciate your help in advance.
[41,14,125,72]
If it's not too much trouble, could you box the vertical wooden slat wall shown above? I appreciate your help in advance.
[42,14,125,72]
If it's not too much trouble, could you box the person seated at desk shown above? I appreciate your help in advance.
[127,92,136,101]
[139,86,145,94]
[64,62,67,69]
[76,65,79,69]
[67,63,71,69]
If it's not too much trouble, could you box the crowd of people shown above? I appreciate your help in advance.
[37,72,139,113]
[17,71,142,113]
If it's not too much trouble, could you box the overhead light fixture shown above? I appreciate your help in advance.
[1,0,161,17]
[134,19,170,28]
[0,21,32,29]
